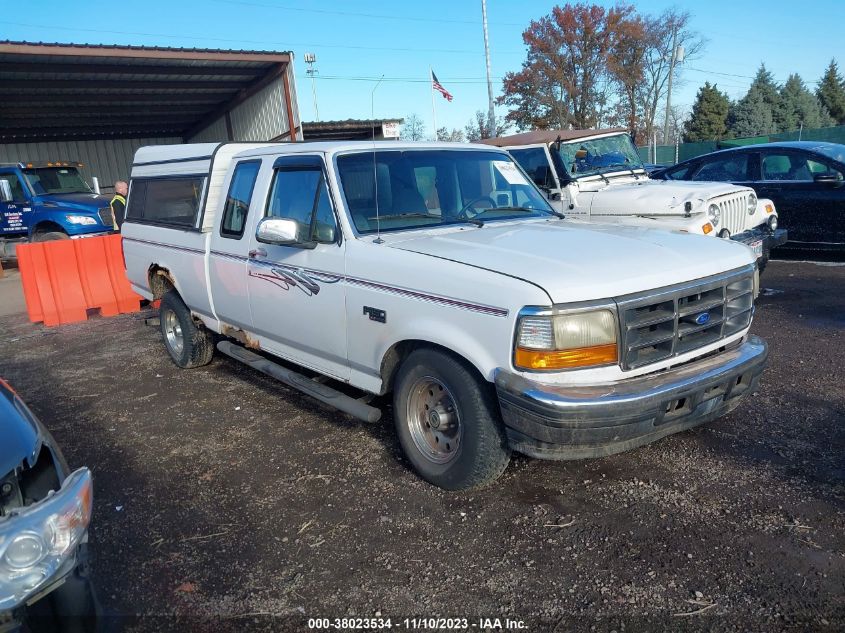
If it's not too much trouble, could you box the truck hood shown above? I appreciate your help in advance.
[0,384,41,478]
[387,220,755,304]
[35,192,108,213]
[584,179,751,217]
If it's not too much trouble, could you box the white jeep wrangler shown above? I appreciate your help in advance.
[483,129,787,268]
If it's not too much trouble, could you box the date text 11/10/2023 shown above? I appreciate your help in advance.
[307,617,528,630]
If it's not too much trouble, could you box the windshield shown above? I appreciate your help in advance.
[336,150,554,234]
[22,167,92,195]
[555,133,644,179]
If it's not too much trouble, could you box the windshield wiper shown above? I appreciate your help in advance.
[475,206,565,220]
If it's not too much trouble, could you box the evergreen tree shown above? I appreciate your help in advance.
[728,88,776,138]
[728,65,782,137]
[816,59,845,124]
[683,82,730,141]
[780,74,834,131]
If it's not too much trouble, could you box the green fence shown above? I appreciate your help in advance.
[638,124,845,166]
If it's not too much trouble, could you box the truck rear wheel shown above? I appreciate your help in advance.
[159,290,214,369]
[393,348,510,490]
[32,231,69,242]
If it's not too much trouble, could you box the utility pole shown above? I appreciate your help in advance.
[304,52,320,122]
[663,28,679,146]
[481,0,496,138]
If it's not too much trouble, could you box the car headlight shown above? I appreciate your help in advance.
[768,215,778,231]
[515,309,618,370]
[0,468,92,611]
[707,203,720,228]
[747,192,757,215]
[65,215,97,225]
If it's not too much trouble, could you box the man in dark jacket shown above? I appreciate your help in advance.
[110,180,128,230]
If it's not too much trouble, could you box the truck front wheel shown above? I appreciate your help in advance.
[393,348,510,490]
[159,290,214,369]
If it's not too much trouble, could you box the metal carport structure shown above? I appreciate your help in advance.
[0,41,301,189]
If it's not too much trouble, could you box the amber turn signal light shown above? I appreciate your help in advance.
[702,223,713,235]
[515,343,618,370]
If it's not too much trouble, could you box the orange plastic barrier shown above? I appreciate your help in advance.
[16,234,141,326]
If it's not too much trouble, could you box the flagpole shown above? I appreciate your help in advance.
[430,66,438,140]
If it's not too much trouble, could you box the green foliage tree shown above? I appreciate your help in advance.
[816,59,845,124]
[780,74,834,131]
[728,65,782,137]
[436,127,465,142]
[683,82,730,141]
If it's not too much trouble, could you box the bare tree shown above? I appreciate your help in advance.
[400,114,427,141]
[436,127,465,142]
[637,9,705,144]
[464,110,510,142]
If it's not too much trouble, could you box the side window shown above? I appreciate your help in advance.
[509,148,554,188]
[761,153,824,181]
[267,169,337,243]
[0,173,26,201]
[126,176,205,228]
[221,161,261,239]
[665,164,692,180]
[807,158,843,180]
[694,155,748,182]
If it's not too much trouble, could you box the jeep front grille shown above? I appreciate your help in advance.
[617,266,755,370]
[714,193,749,236]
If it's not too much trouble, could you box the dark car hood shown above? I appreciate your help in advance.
[35,192,108,213]
[0,382,42,477]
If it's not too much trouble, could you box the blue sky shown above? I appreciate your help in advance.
[2,1,843,136]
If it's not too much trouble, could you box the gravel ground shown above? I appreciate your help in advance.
[0,260,842,632]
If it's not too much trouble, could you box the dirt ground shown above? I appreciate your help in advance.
[0,260,842,632]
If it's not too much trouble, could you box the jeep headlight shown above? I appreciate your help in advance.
[0,468,92,611]
[515,310,618,370]
[65,215,97,225]
[747,192,757,215]
[707,204,720,228]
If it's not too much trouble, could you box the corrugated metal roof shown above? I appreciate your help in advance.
[0,41,293,143]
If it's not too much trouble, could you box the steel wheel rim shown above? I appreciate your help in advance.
[163,309,184,356]
[406,375,462,465]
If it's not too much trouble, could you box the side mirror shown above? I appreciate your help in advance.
[0,179,13,203]
[255,217,303,246]
[814,172,843,185]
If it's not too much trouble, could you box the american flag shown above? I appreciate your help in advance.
[431,71,453,102]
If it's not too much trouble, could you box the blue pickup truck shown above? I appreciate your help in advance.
[0,161,114,257]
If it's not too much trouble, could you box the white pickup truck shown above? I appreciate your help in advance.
[122,141,768,490]
[482,129,788,269]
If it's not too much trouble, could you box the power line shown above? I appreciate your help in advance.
[298,75,505,85]
[209,0,524,26]
[0,20,525,56]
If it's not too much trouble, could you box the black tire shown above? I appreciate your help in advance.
[159,290,214,368]
[393,348,510,490]
[33,231,69,242]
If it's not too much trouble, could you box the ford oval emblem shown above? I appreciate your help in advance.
[695,312,711,325]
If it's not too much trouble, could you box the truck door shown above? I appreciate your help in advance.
[209,159,264,331]
[0,170,30,235]
[245,154,349,380]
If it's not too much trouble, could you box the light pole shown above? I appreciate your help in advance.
[663,33,684,146]
[481,0,496,138]
[304,52,320,122]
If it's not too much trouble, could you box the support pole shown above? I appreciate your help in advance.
[663,27,678,145]
[481,0,496,138]
[430,67,438,140]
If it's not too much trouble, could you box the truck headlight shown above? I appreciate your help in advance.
[65,215,97,225]
[0,468,92,611]
[747,193,757,215]
[515,310,618,370]
[707,204,720,228]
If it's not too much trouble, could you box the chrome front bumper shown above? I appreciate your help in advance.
[495,335,769,460]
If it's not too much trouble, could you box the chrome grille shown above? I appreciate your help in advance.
[714,193,748,235]
[98,207,113,226]
[617,266,755,370]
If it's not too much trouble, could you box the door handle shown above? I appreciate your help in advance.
[248,248,267,259]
